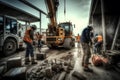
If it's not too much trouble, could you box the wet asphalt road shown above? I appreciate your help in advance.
[0,43,120,80]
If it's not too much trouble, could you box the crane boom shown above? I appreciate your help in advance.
[45,0,59,28]
[45,0,75,49]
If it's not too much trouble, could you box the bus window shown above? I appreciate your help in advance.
[5,18,17,34]
[11,20,17,34]
[5,18,11,32]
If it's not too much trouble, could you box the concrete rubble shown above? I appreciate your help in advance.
[26,53,75,80]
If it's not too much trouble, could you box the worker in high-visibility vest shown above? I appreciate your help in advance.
[35,32,43,52]
[23,25,37,65]
[76,33,80,48]
[76,33,80,43]
[94,34,103,54]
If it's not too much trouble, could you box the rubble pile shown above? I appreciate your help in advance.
[26,53,75,80]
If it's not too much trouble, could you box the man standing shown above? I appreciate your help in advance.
[35,32,43,52]
[23,25,37,65]
[76,33,80,47]
[81,25,93,72]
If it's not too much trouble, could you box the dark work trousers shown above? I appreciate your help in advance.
[94,41,102,54]
[81,42,91,66]
[38,40,42,47]
[25,42,34,57]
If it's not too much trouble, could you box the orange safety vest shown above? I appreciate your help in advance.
[23,28,33,43]
[97,35,103,42]
[76,35,80,42]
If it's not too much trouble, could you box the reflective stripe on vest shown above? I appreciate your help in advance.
[23,28,32,43]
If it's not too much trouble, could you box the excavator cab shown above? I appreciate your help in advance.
[58,22,73,36]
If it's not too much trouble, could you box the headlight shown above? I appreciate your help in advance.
[58,38,62,41]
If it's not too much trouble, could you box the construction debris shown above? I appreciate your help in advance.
[58,71,66,80]
[36,52,46,60]
[26,53,74,80]
[3,67,27,80]
[7,57,22,70]
[72,71,86,80]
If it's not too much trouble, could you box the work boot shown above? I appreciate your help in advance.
[25,57,30,65]
[31,57,37,64]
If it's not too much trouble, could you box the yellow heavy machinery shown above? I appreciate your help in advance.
[45,0,75,49]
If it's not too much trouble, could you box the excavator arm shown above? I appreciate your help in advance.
[45,0,59,33]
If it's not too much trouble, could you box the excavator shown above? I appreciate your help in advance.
[45,0,75,49]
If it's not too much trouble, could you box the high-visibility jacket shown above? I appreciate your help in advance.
[97,35,103,42]
[23,28,33,43]
[76,35,80,42]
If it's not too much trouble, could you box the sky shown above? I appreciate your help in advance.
[57,0,91,35]
[27,0,91,35]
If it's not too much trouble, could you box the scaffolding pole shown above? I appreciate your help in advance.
[101,0,106,51]
[39,12,41,34]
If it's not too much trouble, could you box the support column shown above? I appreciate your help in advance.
[111,18,120,50]
[39,12,41,34]
[101,0,106,51]
[25,21,27,30]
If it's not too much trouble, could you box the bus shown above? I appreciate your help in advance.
[0,15,25,56]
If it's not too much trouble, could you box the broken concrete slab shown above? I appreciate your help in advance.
[7,57,22,70]
[58,71,66,80]
[45,67,53,78]
[72,71,86,80]
[36,53,46,60]
[3,67,27,80]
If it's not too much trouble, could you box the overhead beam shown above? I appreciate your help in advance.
[19,0,47,15]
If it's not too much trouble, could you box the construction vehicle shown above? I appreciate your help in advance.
[0,15,25,56]
[45,0,75,49]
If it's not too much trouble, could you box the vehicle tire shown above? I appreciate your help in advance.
[63,38,73,49]
[71,39,75,47]
[47,44,53,49]
[3,39,17,56]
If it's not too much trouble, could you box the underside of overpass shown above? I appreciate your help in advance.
[0,1,40,23]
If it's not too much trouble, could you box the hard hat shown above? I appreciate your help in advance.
[31,25,37,30]
[87,25,93,30]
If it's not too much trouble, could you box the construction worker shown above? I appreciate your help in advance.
[35,32,43,52]
[23,25,37,65]
[94,34,103,54]
[76,33,80,45]
[81,25,94,72]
